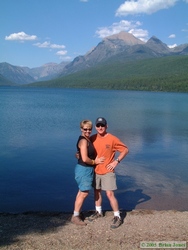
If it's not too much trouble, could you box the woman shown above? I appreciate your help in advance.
[71,119,104,226]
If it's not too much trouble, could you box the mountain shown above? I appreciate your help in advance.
[24,62,69,81]
[1,31,188,86]
[0,62,35,85]
[61,31,145,75]
[0,73,14,86]
[28,55,188,92]
[145,36,171,54]
[172,43,188,53]
[60,32,188,77]
[0,61,69,85]
[180,45,188,55]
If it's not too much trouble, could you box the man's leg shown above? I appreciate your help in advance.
[106,190,119,211]
[106,190,122,229]
[88,189,103,221]
[94,188,102,206]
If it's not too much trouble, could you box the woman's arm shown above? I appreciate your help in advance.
[79,139,95,165]
[78,139,105,165]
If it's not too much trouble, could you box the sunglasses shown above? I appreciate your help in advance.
[96,124,105,128]
[83,128,92,131]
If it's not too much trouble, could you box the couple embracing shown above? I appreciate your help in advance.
[71,117,129,229]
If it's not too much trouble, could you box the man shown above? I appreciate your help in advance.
[89,117,129,229]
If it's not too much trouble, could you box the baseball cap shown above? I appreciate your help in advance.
[95,117,107,126]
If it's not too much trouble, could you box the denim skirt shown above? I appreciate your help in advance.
[75,164,94,191]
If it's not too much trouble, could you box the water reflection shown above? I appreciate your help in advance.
[118,189,151,211]
[0,88,188,212]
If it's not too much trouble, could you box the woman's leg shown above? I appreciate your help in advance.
[74,190,89,212]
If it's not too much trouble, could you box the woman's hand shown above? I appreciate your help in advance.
[75,152,79,159]
[94,156,105,164]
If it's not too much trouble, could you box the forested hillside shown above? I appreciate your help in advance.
[28,55,188,92]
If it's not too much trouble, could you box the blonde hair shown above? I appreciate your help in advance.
[80,120,93,129]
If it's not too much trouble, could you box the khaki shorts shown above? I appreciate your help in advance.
[94,172,117,191]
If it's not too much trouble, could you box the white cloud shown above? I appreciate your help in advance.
[116,0,179,16]
[168,44,177,48]
[50,44,66,49]
[58,55,72,61]
[33,41,65,49]
[33,41,50,48]
[169,34,176,38]
[129,28,149,42]
[33,41,68,60]
[56,50,70,61]
[5,31,37,41]
[96,20,141,37]
[56,50,67,56]
[80,0,88,2]
[95,20,148,41]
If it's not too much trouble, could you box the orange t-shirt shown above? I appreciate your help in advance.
[90,133,128,175]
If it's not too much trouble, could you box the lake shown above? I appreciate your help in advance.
[0,87,188,213]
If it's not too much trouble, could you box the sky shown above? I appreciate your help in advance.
[0,0,188,68]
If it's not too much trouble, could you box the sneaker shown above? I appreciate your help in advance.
[79,212,85,221]
[110,216,122,229]
[88,211,103,222]
[71,215,87,226]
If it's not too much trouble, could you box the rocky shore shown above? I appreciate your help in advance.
[0,210,187,250]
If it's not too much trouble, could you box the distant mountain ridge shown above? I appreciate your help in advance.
[0,62,35,85]
[0,31,188,86]
[0,73,14,86]
[0,61,69,85]
[61,31,145,75]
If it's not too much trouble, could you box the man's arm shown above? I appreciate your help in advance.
[116,146,129,163]
[106,146,129,171]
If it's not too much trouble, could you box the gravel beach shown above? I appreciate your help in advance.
[0,209,187,250]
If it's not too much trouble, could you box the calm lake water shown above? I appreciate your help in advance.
[0,87,188,213]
